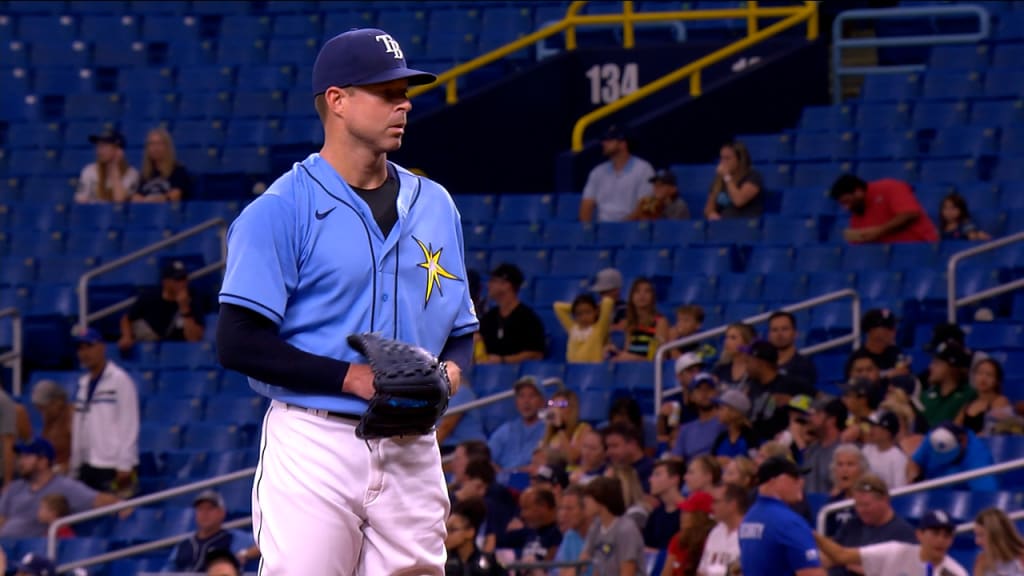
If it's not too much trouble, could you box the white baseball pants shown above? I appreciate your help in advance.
[252,400,450,575]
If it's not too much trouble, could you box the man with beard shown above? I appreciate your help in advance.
[579,125,655,223]
[802,398,848,495]
[672,372,725,461]
[830,174,937,243]
[768,312,817,391]
[745,341,814,441]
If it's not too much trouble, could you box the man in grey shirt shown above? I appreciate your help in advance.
[827,474,917,576]
[579,125,655,223]
[803,398,847,495]
[574,477,646,576]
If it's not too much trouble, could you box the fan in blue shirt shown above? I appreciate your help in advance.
[489,378,547,470]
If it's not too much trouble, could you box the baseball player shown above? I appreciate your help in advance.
[216,28,478,575]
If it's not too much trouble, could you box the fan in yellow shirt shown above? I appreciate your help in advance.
[554,294,615,363]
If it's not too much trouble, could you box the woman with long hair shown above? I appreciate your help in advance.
[74,130,139,204]
[540,389,592,465]
[721,456,757,491]
[880,398,925,457]
[604,464,650,530]
[134,127,192,203]
[712,323,756,389]
[703,140,764,220]
[662,492,717,576]
[974,507,1024,575]
[684,455,721,495]
[611,277,669,362]
[957,358,1012,435]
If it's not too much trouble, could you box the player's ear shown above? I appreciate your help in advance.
[323,86,347,119]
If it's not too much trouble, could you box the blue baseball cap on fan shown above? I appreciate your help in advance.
[312,28,436,96]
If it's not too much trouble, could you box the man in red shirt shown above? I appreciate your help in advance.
[830,174,938,243]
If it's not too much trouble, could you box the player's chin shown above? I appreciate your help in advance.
[380,133,404,151]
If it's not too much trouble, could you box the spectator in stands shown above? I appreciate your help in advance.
[862,411,907,489]
[134,127,192,203]
[826,473,916,576]
[478,263,546,364]
[575,476,647,576]
[880,398,925,458]
[444,498,506,576]
[685,455,722,496]
[846,309,903,375]
[204,550,241,576]
[531,461,569,499]
[775,396,814,460]
[710,390,760,465]
[488,377,547,471]
[831,173,939,243]
[604,464,650,530]
[668,305,705,356]
[839,378,883,444]
[69,327,139,495]
[610,278,670,362]
[37,493,74,539]
[540,389,591,465]
[704,140,764,220]
[579,125,655,223]
[0,437,120,537]
[745,340,814,440]
[29,381,72,474]
[608,397,655,453]
[589,268,627,328]
[973,507,1024,576]
[802,398,847,495]
[815,510,966,576]
[628,169,690,221]
[553,485,591,574]
[437,382,487,454]
[553,293,614,363]
[664,491,716,576]
[956,357,1011,436]
[603,423,655,493]
[712,323,755,390]
[454,457,517,554]
[569,429,606,486]
[768,312,817,390]
[119,260,205,351]
[645,459,684,550]
[722,456,757,492]
[739,458,826,576]
[671,373,725,461]
[0,385,17,489]
[697,483,750,576]
[825,444,870,535]
[939,192,991,241]
[498,487,562,567]
[921,339,976,429]
[449,440,491,489]
[165,490,258,572]
[74,130,140,204]
[12,554,64,576]
[908,423,997,491]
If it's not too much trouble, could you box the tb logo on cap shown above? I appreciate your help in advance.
[375,34,404,60]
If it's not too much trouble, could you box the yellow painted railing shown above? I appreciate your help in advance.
[571,1,819,151]
[409,1,818,107]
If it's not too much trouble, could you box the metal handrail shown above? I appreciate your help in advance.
[0,307,23,396]
[653,289,861,422]
[947,230,1024,323]
[816,458,1024,534]
[504,559,592,574]
[48,467,254,563]
[571,1,818,151]
[831,4,991,104]
[955,509,1024,535]
[76,218,227,330]
[447,375,565,417]
[409,1,817,106]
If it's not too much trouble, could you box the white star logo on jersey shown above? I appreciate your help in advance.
[414,237,459,308]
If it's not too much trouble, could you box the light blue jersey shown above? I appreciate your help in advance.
[220,153,479,414]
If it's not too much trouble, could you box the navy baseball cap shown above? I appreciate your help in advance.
[15,437,56,462]
[649,169,677,186]
[70,325,103,345]
[15,553,57,576]
[162,259,189,280]
[88,129,125,148]
[312,28,436,96]
[919,510,955,531]
[741,340,778,365]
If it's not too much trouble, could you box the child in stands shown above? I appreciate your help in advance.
[38,494,74,538]
[553,294,614,363]
[939,192,991,241]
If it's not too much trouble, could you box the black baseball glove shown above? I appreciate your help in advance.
[347,333,451,439]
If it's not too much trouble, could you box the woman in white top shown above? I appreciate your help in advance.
[74,130,139,204]
[974,508,1024,576]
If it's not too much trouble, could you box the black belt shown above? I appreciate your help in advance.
[284,403,361,422]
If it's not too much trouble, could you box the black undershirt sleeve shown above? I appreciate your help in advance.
[439,333,473,370]
[216,303,350,396]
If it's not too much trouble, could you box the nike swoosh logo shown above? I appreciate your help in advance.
[315,207,336,220]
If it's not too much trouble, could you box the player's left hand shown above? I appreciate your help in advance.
[445,361,462,397]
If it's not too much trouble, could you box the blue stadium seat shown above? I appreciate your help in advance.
[80,14,138,40]
[746,247,795,275]
[123,93,179,120]
[793,246,842,273]
[614,362,655,392]
[911,100,969,130]
[31,40,91,68]
[855,130,919,160]
[206,396,267,427]
[579,389,613,423]
[565,363,613,390]
[550,248,613,277]
[857,270,902,300]
[917,158,978,185]
[983,68,1024,99]
[226,118,282,146]
[860,73,919,101]
[651,220,705,247]
[855,102,911,131]
[674,247,735,276]
[670,164,716,197]
[995,156,1024,183]
[841,244,891,271]
[966,324,1024,350]
[454,195,495,223]
[669,275,715,304]
[759,164,793,190]
[488,248,549,278]
[902,268,945,301]
[268,37,320,65]
[36,256,99,284]
[519,361,567,384]
[595,222,653,248]
[18,15,78,44]
[273,13,322,37]
[971,99,1024,126]
[717,273,763,303]
[7,149,61,177]
[184,423,242,451]
[705,219,760,245]
[93,37,148,67]
[1000,127,1024,157]
[204,450,247,477]
[809,301,854,333]
[138,423,182,453]
[738,133,791,163]
[799,105,854,132]
[28,283,74,316]
[979,436,1024,467]
[462,223,489,249]
[5,123,62,149]
[614,247,672,277]
[792,163,845,188]
[158,368,219,397]
[806,271,856,297]
[470,364,519,395]
[791,132,854,162]
[178,92,233,119]
[232,91,285,118]
[555,194,581,221]
[921,72,981,101]
[220,371,252,396]
[109,557,164,576]
[236,64,296,92]
[992,43,1024,68]
[157,341,217,369]
[780,187,834,217]
[761,215,820,246]
[929,125,998,158]
[495,194,555,223]
[927,45,989,71]
[142,396,202,426]
[538,221,595,249]
[479,6,534,57]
